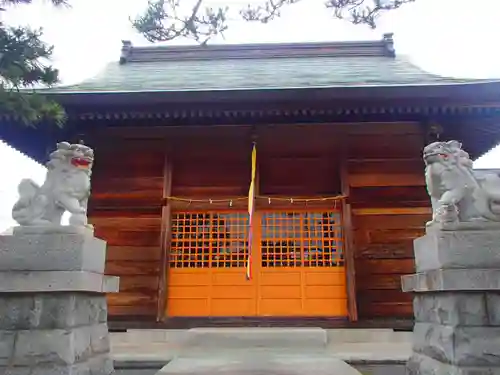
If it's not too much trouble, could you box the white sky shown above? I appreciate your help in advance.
[1,0,500,230]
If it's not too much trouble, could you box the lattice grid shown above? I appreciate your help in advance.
[261,212,343,268]
[170,212,249,268]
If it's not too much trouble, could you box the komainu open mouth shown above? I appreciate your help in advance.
[71,157,92,168]
[424,152,448,159]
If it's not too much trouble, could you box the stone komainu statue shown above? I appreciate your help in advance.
[424,140,500,226]
[12,141,94,228]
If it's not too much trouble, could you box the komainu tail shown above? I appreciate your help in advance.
[11,179,43,225]
[472,174,500,221]
[480,174,500,201]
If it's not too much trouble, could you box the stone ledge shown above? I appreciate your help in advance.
[12,225,94,236]
[0,271,119,293]
[0,232,106,273]
[414,230,500,272]
[426,221,500,232]
[402,268,500,292]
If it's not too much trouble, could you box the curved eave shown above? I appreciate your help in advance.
[38,80,500,108]
[4,80,500,165]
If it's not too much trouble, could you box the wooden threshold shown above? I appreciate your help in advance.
[108,317,414,331]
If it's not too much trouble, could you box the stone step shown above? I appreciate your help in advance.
[114,329,189,344]
[156,354,362,375]
[112,328,409,347]
[326,328,406,344]
[180,327,327,350]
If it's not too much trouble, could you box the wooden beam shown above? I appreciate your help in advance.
[156,149,173,322]
[340,149,358,322]
[352,207,431,216]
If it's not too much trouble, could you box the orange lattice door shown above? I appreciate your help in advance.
[167,211,257,316]
[257,210,348,317]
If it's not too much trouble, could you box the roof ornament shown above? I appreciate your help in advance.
[382,33,395,57]
[120,40,133,65]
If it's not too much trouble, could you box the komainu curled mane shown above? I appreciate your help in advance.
[423,140,500,226]
[12,142,94,229]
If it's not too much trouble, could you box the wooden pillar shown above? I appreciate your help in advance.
[156,150,173,322]
[340,151,358,322]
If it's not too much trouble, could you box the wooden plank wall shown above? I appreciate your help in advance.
[171,153,249,198]
[88,139,166,319]
[88,133,251,319]
[346,123,431,319]
[87,122,431,322]
[259,156,340,196]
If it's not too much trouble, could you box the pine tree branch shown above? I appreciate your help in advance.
[241,0,416,26]
[133,0,416,44]
[132,0,228,45]
[0,0,68,127]
[0,0,69,8]
[240,0,302,24]
[326,0,415,28]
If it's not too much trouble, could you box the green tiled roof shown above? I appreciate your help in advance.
[46,35,475,94]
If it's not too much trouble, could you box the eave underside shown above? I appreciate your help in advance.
[3,84,500,164]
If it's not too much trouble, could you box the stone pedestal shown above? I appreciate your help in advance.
[402,228,500,375]
[0,227,119,375]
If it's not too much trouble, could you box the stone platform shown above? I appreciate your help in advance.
[110,328,411,375]
[111,327,412,361]
[157,353,362,375]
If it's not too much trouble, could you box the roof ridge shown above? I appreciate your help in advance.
[119,33,396,64]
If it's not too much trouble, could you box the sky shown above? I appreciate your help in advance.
[1,0,500,230]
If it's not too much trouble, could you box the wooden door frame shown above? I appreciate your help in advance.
[252,211,262,316]
[158,138,357,320]
[161,206,350,318]
[157,149,173,322]
[340,150,358,322]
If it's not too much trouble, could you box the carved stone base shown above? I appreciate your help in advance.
[0,230,118,375]
[413,322,500,366]
[403,228,500,375]
[405,292,500,375]
[0,294,114,375]
[0,229,106,273]
[413,229,500,272]
[407,353,500,375]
